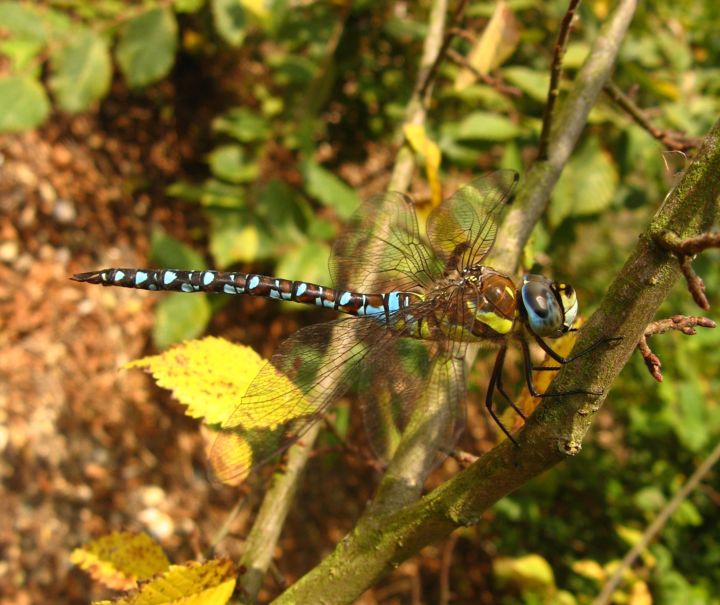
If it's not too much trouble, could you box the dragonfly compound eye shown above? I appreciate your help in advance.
[521,275,565,337]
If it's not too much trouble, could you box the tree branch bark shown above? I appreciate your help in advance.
[272,116,720,605]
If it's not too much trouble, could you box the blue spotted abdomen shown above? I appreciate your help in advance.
[71,268,418,319]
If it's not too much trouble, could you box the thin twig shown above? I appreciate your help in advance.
[644,314,716,337]
[593,439,720,605]
[538,0,582,160]
[638,315,715,382]
[656,230,720,256]
[439,533,459,605]
[446,48,522,97]
[603,80,699,152]
[654,230,720,310]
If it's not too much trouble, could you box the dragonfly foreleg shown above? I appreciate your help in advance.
[532,333,622,365]
[520,339,602,399]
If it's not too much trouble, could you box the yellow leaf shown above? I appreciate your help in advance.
[92,559,236,605]
[571,559,607,583]
[71,532,170,591]
[454,0,519,90]
[126,337,266,426]
[403,123,442,208]
[493,554,555,590]
[629,580,652,605]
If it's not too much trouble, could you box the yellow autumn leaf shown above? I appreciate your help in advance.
[493,553,556,590]
[629,580,652,605]
[571,559,607,583]
[93,559,236,605]
[71,532,170,591]
[454,0,519,91]
[403,123,442,209]
[126,337,268,426]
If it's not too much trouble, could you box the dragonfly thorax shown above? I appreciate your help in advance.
[520,274,578,338]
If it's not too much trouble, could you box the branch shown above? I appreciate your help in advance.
[238,423,321,603]
[273,116,720,605]
[538,0,582,160]
[489,0,638,273]
[236,2,453,600]
[638,315,716,382]
[388,0,454,192]
[593,439,720,605]
[603,80,700,152]
[654,226,720,310]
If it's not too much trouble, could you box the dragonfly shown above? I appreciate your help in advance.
[73,170,607,484]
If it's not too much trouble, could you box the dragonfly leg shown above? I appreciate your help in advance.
[533,333,622,365]
[521,339,602,398]
[485,346,518,445]
[495,360,526,421]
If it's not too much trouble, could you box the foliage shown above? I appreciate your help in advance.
[73,533,236,605]
[14,0,720,602]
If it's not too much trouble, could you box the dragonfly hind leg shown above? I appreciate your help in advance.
[485,345,523,445]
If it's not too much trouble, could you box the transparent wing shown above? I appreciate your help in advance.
[209,316,402,484]
[426,170,518,273]
[329,191,443,292]
[360,340,466,469]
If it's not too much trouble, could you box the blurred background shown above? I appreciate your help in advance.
[0,0,718,603]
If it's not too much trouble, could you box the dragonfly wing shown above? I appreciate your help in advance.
[209,317,396,485]
[426,170,518,272]
[330,191,443,292]
[360,341,467,469]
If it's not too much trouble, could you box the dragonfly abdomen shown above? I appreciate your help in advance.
[71,268,418,319]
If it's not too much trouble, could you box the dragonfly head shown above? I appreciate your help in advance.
[520,275,578,338]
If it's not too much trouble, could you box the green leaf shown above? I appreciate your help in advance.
[153,294,211,349]
[211,0,247,47]
[149,230,206,269]
[207,144,258,183]
[207,209,273,266]
[0,2,46,45]
[212,107,270,142]
[549,136,618,226]
[0,75,50,132]
[169,178,246,209]
[116,8,178,88]
[301,160,359,219]
[49,29,111,112]
[443,111,521,142]
[275,239,331,288]
[503,66,549,102]
[174,0,206,12]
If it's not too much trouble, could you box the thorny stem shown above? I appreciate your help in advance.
[537,0,582,160]
[603,80,700,152]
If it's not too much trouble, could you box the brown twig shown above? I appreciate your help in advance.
[638,315,716,382]
[446,48,522,97]
[439,533,459,605]
[416,0,472,100]
[654,230,720,310]
[603,80,700,152]
[537,0,582,160]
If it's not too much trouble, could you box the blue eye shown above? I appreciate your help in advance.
[521,275,566,337]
